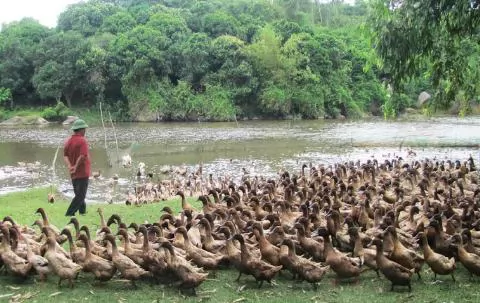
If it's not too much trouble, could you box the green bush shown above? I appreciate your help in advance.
[41,102,74,121]
[41,108,57,120]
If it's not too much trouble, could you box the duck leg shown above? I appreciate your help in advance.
[416,271,421,280]
[451,273,456,282]
[131,280,138,289]
[407,282,411,292]
[257,280,264,288]
[58,278,63,287]
[390,283,394,291]
[235,272,242,282]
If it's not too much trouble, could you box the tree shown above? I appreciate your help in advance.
[208,35,258,115]
[101,11,137,34]
[0,88,12,107]
[202,11,242,38]
[0,18,51,106]
[33,31,103,107]
[58,0,120,36]
[368,0,480,110]
[180,33,212,87]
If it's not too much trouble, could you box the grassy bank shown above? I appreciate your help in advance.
[1,188,480,303]
[0,106,101,125]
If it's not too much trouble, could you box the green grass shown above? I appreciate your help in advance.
[0,108,43,122]
[71,107,101,126]
[0,106,101,124]
[2,188,480,302]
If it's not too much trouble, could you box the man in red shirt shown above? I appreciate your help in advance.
[64,119,91,216]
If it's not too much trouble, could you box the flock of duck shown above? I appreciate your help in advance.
[2,155,480,295]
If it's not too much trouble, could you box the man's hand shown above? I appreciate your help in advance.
[69,165,76,174]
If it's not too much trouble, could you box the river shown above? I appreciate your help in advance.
[0,117,479,203]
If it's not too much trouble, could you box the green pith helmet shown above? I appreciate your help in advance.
[71,119,88,130]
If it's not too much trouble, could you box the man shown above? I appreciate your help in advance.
[64,119,91,216]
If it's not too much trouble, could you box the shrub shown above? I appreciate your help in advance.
[41,108,57,120]
[41,102,74,121]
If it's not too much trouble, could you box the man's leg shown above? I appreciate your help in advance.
[65,179,81,216]
[78,178,89,215]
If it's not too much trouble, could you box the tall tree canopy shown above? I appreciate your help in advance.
[368,0,480,114]
[2,0,477,121]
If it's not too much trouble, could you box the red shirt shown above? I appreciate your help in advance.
[64,133,91,179]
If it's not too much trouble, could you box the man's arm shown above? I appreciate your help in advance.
[70,139,88,174]
[64,156,72,170]
[70,155,86,174]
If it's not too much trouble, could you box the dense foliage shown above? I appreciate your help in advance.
[368,0,480,117]
[2,0,472,121]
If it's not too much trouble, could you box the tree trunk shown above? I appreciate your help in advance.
[64,92,73,108]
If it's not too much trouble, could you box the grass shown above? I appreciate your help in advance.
[0,106,101,125]
[2,188,480,302]
[0,108,43,122]
[71,107,101,126]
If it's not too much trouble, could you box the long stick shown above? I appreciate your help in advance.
[108,110,120,166]
[50,143,61,194]
[51,144,61,171]
[99,102,111,167]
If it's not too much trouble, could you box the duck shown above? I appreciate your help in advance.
[95,208,109,241]
[349,227,379,277]
[461,229,480,256]
[17,229,50,281]
[371,238,414,291]
[280,238,329,289]
[176,191,194,211]
[198,218,225,253]
[137,226,169,278]
[0,224,32,278]
[35,208,67,244]
[428,219,455,258]
[231,234,282,288]
[117,228,145,267]
[218,226,241,266]
[79,225,110,260]
[35,208,61,235]
[295,223,324,262]
[42,227,82,288]
[251,222,281,266]
[104,234,150,288]
[316,227,365,281]
[384,226,424,279]
[451,233,480,277]
[174,227,225,269]
[2,216,36,237]
[77,234,117,282]
[161,241,209,296]
[415,232,456,281]
[60,228,85,265]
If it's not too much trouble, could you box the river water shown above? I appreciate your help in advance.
[0,117,479,203]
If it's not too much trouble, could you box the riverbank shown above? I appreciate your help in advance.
[3,104,480,125]
[0,106,102,125]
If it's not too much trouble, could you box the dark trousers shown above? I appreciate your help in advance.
[65,177,88,216]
